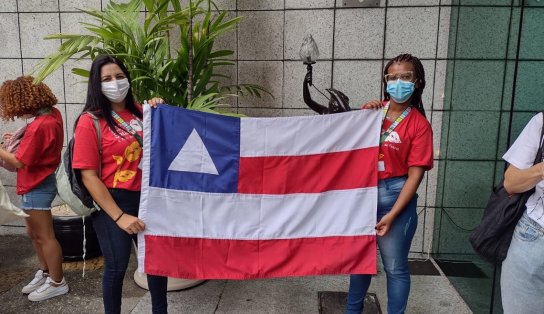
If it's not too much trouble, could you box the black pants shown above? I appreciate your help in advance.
[92,189,168,314]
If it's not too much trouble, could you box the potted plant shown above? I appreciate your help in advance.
[34,0,268,111]
[51,204,102,262]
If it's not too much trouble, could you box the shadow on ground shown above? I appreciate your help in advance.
[0,235,146,314]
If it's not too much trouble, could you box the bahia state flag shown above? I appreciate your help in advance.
[137,104,382,280]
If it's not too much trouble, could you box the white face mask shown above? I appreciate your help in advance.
[101,78,130,103]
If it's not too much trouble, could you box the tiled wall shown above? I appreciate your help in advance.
[0,0,451,254]
[434,2,544,311]
[434,0,544,257]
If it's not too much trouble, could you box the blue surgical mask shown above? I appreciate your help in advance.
[386,79,415,103]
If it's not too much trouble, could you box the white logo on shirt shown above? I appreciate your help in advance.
[130,119,143,132]
[384,131,401,143]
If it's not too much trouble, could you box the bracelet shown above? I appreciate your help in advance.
[114,212,125,222]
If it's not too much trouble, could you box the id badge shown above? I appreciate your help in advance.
[378,161,385,172]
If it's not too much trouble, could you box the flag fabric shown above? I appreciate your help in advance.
[138,105,382,280]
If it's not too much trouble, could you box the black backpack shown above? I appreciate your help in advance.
[56,113,102,216]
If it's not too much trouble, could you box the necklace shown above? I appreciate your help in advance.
[385,113,401,121]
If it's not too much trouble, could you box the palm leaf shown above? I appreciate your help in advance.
[33,0,270,111]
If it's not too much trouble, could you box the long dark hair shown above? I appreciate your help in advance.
[383,53,426,117]
[75,55,142,133]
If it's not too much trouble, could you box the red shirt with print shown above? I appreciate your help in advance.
[72,109,143,191]
[15,107,64,195]
[379,107,433,180]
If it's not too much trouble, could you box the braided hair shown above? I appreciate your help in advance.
[383,54,426,117]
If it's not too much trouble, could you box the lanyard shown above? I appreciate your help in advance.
[111,111,143,147]
[380,102,411,144]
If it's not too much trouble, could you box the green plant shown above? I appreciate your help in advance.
[34,0,269,112]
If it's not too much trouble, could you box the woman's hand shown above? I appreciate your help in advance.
[361,100,383,110]
[375,213,396,236]
[116,213,145,234]
[147,97,165,108]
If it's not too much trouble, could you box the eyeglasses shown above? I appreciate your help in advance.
[384,71,414,82]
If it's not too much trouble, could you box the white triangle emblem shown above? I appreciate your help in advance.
[168,129,219,175]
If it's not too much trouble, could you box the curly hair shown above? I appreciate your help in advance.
[0,76,57,121]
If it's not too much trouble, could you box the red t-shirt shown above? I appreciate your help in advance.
[72,110,143,191]
[379,108,433,180]
[15,107,64,195]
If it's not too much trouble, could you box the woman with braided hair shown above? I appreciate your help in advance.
[345,54,433,314]
[0,76,68,301]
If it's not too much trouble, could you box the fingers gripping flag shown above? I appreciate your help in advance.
[138,105,382,279]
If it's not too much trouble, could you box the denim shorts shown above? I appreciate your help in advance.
[21,174,57,210]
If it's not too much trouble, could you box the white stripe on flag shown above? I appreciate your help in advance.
[138,104,153,271]
[143,186,377,240]
[240,109,382,157]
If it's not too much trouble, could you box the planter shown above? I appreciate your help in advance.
[133,271,204,291]
[52,205,102,261]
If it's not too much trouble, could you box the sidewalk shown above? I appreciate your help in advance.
[0,231,471,314]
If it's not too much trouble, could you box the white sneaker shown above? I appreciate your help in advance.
[21,270,48,294]
[28,277,69,302]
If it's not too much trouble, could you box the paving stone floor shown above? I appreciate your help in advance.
[0,233,472,314]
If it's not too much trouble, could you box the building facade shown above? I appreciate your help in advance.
[1,0,542,312]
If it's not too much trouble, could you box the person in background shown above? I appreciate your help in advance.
[501,112,544,313]
[72,55,167,314]
[345,54,433,314]
[0,76,68,301]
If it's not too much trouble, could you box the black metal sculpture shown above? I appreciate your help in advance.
[300,34,351,115]
[303,71,351,114]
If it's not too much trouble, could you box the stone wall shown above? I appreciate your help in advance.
[0,0,451,252]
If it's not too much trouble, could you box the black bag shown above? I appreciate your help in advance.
[469,113,544,265]
[56,113,102,215]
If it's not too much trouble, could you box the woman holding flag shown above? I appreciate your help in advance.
[72,55,168,314]
[345,54,433,314]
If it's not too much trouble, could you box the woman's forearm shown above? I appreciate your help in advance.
[388,167,425,220]
[81,170,124,220]
[504,163,542,194]
[0,148,24,168]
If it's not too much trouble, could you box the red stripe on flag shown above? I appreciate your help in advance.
[237,147,378,194]
[144,235,376,279]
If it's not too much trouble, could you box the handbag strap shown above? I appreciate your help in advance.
[87,112,102,178]
[87,112,103,211]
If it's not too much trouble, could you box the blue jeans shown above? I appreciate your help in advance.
[346,176,418,314]
[92,189,168,314]
[501,211,544,313]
